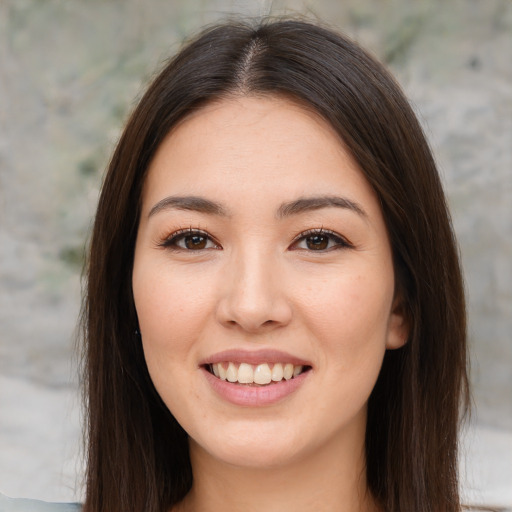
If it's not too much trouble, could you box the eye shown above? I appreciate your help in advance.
[160,229,220,251]
[290,229,352,252]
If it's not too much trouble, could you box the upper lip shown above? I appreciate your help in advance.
[199,349,312,367]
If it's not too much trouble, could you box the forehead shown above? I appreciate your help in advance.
[142,95,379,219]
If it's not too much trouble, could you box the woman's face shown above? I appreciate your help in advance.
[133,96,406,468]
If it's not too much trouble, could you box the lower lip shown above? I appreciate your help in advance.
[201,367,310,406]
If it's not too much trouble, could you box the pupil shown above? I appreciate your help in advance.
[307,235,328,250]
[185,235,206,250]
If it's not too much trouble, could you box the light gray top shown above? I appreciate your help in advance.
[0,494,82,512]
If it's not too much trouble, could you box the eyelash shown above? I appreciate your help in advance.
[159,227,352,252]
[159,228,221,251]
[290,228,353,252]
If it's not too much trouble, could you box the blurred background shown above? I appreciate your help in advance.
[0,0,511,508]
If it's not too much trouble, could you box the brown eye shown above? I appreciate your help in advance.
[291,229,351,252]
[184,234,208,250]
[305,234,329,250]
[162,229,219,251]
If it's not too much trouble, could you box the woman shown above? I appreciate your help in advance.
[79,18,469,512]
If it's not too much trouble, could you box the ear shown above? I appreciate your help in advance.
[386,293,409,350]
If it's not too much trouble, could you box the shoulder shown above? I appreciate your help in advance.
[0,493,82,512]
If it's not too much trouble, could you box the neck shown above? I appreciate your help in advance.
[173,426,379,512]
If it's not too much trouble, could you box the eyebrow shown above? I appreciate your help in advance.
[148,194,367,220]
[148,196,229,218]
[277,195,367,219]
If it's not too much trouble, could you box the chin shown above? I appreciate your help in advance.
[191,421,309,469]
[210,444,301,469]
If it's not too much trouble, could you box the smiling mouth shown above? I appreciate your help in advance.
[205,362,311,386]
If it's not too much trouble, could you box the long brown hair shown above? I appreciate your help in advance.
[81,18,469,512]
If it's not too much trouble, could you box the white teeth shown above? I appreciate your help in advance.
[237,363,254,384]
[254,363,272,385]
[218,363,227,381]
[226,362,238,382]
[271,363,284,381]
[283,363,294,380]
[210,362,306,385]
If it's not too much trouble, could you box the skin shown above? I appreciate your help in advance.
[132,96,407,512]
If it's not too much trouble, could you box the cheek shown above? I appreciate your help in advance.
[132,260,207,374]
[304,269,392,325]
[133,265,208,418]
[298,270,393,363]
[134,257,211,331]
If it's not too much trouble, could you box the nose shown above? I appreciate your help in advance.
[216,249,293,334]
